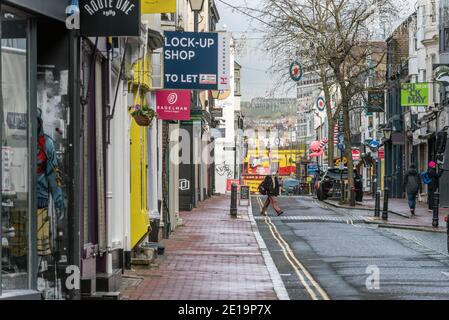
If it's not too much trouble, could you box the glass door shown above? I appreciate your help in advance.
[0,5,32,296]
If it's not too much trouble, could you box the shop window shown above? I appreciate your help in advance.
[1,9,30,295]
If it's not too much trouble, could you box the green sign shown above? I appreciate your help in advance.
[400,83,429,107]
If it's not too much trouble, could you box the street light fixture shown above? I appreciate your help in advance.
[382,126,393,141]
[189,0,205,11]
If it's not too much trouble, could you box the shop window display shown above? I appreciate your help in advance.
[1,18,29,293]
[1,8,71,299]
[34,60,70,300]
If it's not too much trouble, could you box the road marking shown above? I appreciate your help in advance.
[248,196,290,300]
[256,196,330,300]
[442,272,449,278]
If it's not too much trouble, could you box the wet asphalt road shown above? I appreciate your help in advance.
[252,196,449,300]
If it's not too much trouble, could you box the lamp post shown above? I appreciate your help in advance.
[189,0,204,112]
[380,125,393,220]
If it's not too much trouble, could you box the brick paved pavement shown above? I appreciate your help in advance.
[120,195,279,300]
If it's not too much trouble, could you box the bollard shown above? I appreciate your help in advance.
[446,214,449,254]
[382,188,389,220]
[374,190,381,218]
[432,192,440,228]
[230,183,238,217]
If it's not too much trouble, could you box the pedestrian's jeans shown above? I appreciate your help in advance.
[407,193,417,210]
[262,196,282,214]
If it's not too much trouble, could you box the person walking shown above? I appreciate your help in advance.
[259,172,284,216]
[426,161,444,211]
[404,164,420,215]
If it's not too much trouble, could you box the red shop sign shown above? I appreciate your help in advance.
[156,90,191,121]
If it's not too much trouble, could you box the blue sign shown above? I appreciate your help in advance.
[368,139,380,149]
[308,164,318,174]
[337,133,345,152]
[164,31,227,90]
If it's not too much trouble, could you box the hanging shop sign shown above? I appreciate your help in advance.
[316,97,325,112]
[435,66,449,87]
[156,90,191,121]
[163,31,231,90]
[79,0,141,37]
[289,61,303,82]
[210,108,223,118]
[400,83,429,107]
[367,90,385,113]
[141,0,176,14]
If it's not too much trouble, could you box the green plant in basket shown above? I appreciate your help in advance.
[130,104,156,126]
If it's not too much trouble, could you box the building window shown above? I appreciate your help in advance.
[234,68,241,96]
[445,28,449,52]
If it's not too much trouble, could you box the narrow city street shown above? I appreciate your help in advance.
[252,196,449,300]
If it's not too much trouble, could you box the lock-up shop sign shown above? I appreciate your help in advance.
[80,0,141,36]
[163,31,231,90]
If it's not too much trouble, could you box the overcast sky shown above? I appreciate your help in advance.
[215,0,415,102]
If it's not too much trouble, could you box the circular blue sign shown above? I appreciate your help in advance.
[290,61,303,82]
[316,97,326,112]
[369,139,380,149]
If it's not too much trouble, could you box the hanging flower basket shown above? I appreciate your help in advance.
[130,105,156,127]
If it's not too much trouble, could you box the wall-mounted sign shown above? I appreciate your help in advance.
[367,90,385,112]
[400,83,429,107]
[156,90,191,121]
[316,97,326,112]
[79,0,141,36]
[226,179,240,192]
[289,61,303,82]
[141,0,176,14]
[210,108,223,118]
[163,31,230,90]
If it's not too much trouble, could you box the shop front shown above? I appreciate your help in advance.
[1,0,79,299]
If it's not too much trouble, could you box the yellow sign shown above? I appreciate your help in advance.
[335,157,348,166]
[141,0,176,14]
[243,179,264,193]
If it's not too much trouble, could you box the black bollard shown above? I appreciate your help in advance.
[432,192,440,228]
[446,214,449,254]
[374,190,381,218]
[230,183,238,217]
[382,188,389,220]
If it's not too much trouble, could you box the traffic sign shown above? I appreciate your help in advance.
[352,150,361,161]
[378,148,385,159]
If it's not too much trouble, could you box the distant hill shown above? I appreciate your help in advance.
[242,98,297,120]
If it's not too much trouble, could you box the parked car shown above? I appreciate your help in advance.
[281,178,300,195]
[316,168,363,201]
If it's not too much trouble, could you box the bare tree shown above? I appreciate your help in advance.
[232,0,402,204]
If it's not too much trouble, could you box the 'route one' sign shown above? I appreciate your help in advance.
[163,31,230,91]
[400,83,429,107]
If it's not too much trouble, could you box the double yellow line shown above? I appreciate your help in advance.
[256,196,330,300]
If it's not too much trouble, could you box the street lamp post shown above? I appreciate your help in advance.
[189,0,204,112]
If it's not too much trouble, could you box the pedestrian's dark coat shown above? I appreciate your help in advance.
[404,168,420,195]
[427,167,443,192]
[261,175,280,197]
